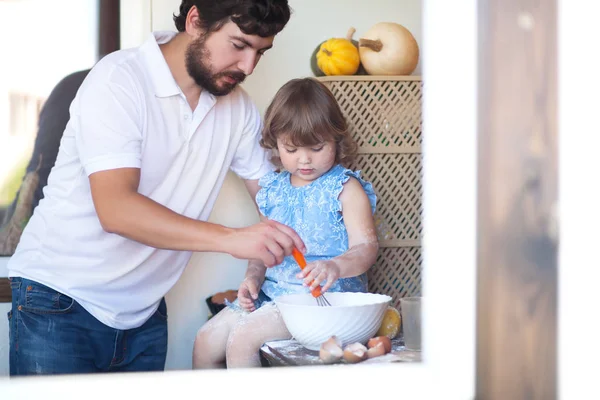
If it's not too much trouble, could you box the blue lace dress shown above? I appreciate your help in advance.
[229,164,377,310]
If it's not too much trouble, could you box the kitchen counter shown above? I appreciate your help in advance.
[260,337,420,367]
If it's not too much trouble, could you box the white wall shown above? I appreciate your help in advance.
[138,0,422,371]
[119,0,152,50]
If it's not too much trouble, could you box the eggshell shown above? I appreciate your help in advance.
[343,342,368,363]
[366,342,386,358]
[367,336,392,353]
[319,336,344,364]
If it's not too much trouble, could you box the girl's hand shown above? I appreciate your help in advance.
[296,260,341,293]
[237,277,261,312]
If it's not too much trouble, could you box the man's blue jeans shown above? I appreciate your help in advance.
[8,277,168,376]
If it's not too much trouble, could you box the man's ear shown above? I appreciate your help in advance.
[185,5,202,36]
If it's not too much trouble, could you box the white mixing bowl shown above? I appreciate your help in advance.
[274,292,392,351]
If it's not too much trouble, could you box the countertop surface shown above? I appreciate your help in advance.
[260,337,420,367]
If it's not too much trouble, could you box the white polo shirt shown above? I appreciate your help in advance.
[8,31,273,329]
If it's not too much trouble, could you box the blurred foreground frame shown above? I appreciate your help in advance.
[476,0,558,398]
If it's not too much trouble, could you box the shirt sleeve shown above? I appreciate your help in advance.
[229,95,275,180]
[74,65,143,176]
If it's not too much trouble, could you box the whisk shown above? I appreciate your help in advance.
[291,248,331,307]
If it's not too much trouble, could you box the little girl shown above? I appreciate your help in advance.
[192,77,379,368]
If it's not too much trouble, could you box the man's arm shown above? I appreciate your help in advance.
[89,168,305,267]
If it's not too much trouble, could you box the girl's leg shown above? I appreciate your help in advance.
[192,307,242,369]
[225,302,292,368]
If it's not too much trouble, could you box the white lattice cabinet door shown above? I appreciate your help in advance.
[318,76,423,311]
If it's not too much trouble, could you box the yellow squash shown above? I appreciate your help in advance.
[316,37,361,76]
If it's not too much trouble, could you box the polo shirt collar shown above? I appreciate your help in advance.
[141,31,184,98]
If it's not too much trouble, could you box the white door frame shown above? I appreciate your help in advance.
[558,1,600,398]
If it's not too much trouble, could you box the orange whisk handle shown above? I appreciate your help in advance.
[311,286,323,298]
[291,248,306,268]
[292,248,322,298]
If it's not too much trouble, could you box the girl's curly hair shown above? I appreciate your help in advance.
[261,78,358,169]
[173,0,291,37]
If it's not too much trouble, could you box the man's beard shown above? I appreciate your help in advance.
[185,35,246,96]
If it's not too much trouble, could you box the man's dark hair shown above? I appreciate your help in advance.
[173,0,291,37]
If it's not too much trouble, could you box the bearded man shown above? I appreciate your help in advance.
[7,0,305,376]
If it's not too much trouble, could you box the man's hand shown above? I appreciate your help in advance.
[296,259,341,293]
[237,277,261,312]
[226,219,305,268]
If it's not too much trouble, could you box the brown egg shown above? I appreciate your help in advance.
[319,335,343,364]
[343,342,368,363]
[367,336,392,354]
[366,342,386,358]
